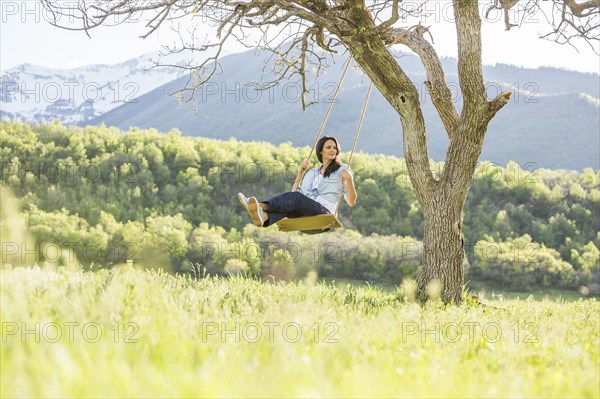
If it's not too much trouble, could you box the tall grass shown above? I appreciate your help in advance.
[1,265,598,398]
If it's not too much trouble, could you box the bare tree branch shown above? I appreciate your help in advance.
[453,0,486,114]
[378,0,399,29]
[384,26,459,139]
[485,0,519,30]
[494,0,600,52]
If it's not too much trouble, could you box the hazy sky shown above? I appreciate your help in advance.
[1,0,599,74]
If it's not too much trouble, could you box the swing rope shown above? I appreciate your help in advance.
[304,57,353,168]
[333,80,373,215]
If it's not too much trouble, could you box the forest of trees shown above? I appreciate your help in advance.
[1,121,598,292]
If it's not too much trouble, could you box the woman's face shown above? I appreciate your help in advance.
[320,139,338,163]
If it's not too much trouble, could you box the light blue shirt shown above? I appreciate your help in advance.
[297,164,353,213]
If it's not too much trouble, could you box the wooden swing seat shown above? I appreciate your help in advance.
[275,214,343,232]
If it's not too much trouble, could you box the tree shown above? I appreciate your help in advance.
[42,0,599,303]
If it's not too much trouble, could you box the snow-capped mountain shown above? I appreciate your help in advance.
[0,52,187,124]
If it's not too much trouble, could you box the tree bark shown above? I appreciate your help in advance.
[419,196,465,304]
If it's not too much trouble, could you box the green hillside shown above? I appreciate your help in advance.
[1,121,599,292]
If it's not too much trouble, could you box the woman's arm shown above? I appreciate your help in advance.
[341,169,357,206]
[292,159,310,191]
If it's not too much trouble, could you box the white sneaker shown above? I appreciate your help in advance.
[247,196,266,227]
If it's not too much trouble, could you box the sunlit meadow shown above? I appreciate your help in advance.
[1,265,598,398]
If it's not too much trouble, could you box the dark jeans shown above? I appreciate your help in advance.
[262,191,330,227]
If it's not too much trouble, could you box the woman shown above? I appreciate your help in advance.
[238,136,357,228]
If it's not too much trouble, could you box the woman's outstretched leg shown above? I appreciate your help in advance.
[239,191,329,228]
[262,191,330,227]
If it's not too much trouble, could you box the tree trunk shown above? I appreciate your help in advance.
[336,11,466,303]
[334,0,509,304]
[418,193,467,304]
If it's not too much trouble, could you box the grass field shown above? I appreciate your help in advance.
[1,265,599,398]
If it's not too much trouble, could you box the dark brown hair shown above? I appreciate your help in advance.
[316,136,342,178]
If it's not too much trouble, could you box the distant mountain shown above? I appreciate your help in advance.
[0,52,185,124]
[2,48,598,170]
[88,49,600,171]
